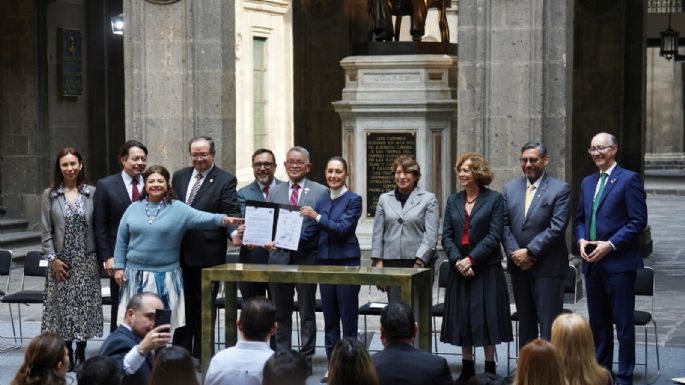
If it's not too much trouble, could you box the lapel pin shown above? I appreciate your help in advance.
[611,178,616,184]
[210,178,214,183]
[304,187,310,194]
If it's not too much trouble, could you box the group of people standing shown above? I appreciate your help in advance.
[35,130,646,385]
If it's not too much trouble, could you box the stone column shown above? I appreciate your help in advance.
[123,0,236,171]
[333,55,458,248]
[457,0,571,190]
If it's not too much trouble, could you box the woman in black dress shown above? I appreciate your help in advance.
[440,152,512,384]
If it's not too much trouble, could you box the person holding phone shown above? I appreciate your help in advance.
[112,165,242,330]
[573,132,647,385]
[99,292,171,385]
[40,147,102,371]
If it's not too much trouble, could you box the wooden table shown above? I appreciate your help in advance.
[201,263,433,372]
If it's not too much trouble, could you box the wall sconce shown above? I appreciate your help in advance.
[660,12,685,61]
[111,14,125,36]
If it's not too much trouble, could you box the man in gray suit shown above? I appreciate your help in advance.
[234,148,283,299]
[502,142,571,348]
[265,146,327,363]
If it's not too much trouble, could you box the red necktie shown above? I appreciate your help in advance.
[131,178,140,202]
[290,184,300,205]
[263,185,270,200]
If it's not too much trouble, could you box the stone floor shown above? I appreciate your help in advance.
[1,193,684,384]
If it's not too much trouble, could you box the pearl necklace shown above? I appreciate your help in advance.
[145,199,164,224]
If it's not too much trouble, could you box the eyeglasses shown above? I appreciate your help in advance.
[587,145,615,155]
[190,152,210,159]
[286,160,307,166]
[253,162,275,169]
[518,157,540,165]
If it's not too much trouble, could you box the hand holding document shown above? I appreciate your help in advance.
[242,205,275,247]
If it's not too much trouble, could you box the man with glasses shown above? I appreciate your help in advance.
[233,148,283,299]
[573,132,647,385]
[171,135,240,358]
[502,142,571,349]
[265,146,326,367]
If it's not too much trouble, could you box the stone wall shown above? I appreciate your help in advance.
[457,0,570,191]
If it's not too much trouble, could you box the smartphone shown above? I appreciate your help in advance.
[154,309,172,328]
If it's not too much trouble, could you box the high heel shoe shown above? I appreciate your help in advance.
[65,340,74,372]
[74,341,87,372]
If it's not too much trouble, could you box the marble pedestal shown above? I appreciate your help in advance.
[333,55,458,249]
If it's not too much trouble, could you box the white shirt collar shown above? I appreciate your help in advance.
[526,172,545,189]
[601,162,618,177]
[121,171,142,186]
[330,186,348,200]
[191,164,214,180]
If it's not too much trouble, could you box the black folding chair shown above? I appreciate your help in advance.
[1,251,47,345]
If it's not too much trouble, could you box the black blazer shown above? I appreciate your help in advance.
[442,188,505,268]
[172,165,240,267]
[98,326,152,385]
[372,342,452,385]
[94,173,135,262]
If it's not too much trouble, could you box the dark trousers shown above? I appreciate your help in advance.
[238,246,271,300]
[382,258,435,303]
[173,263,218,358]
[269,280,317,357]
[109,277,120,332]
[510,271,564,348]
[585,265,636,385]
[320,258,360,360]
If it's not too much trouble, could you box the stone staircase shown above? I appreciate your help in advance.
[0,217,42,261]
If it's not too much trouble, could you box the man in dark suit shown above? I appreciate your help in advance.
[372,302,452,385]
[94,140,148,332]
[265,146,327,362]
[171,135,240,357]
[573,132,647,385]
[502,142,571,347]
[98,292,171,385]
[234,148,283,299]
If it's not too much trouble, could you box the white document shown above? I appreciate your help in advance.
[274,208,303,251]
[242,205,275,246]
[673,378,685,384]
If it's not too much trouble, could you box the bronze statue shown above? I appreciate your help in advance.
[368,0,449,42]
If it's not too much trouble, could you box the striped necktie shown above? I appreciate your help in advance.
[186,173,204,205]
[290,183,300,205]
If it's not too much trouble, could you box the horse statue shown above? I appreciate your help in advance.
[368,0,450,43]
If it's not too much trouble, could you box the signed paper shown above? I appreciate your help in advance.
[242,205,275,246]
[274,208,303,251]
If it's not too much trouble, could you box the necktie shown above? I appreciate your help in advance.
[524,184,536,217]
[589,173,608,241]
[131,178,140,202]
[290,183,300,205]
[263,185,270,200]
[186,173,204,205]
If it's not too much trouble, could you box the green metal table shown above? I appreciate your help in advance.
[201,263,433,373]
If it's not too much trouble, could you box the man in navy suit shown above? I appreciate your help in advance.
[372,302,452,385]
[171,135,240,357]
[234,148,283,299]
[94,140,148,332]
[98,292,171,385]
[503,142,571,347]
[573,132,647,385]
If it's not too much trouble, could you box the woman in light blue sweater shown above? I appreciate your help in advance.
[113,165,241,328]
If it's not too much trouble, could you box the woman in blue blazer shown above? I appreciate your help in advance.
[440,153,512,385]
[301,156,362,364]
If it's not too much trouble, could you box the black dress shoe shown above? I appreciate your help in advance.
[320,371,329,383]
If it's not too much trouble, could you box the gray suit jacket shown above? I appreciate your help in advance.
[41,185,97,256]
[502,174,571,277]
[267,178,327,265]
[371,187,439,262]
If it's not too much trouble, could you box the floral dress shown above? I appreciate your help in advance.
[42,188,102,341]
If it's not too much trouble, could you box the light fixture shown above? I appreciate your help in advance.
[111,14,125,36]
[660,12,685,61]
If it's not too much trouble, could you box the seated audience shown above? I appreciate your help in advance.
[98,292,171,385]
[262,350,310,385]
[372,302,452,385]
[205,297,277,385]
[551,314,613,385]
[149,346,199,385]
[328,337,379,385]
[11,333,69,385]
[77,356,122,385]
[512,339,566,385]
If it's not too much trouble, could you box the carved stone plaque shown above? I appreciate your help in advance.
[366,132,416,216]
